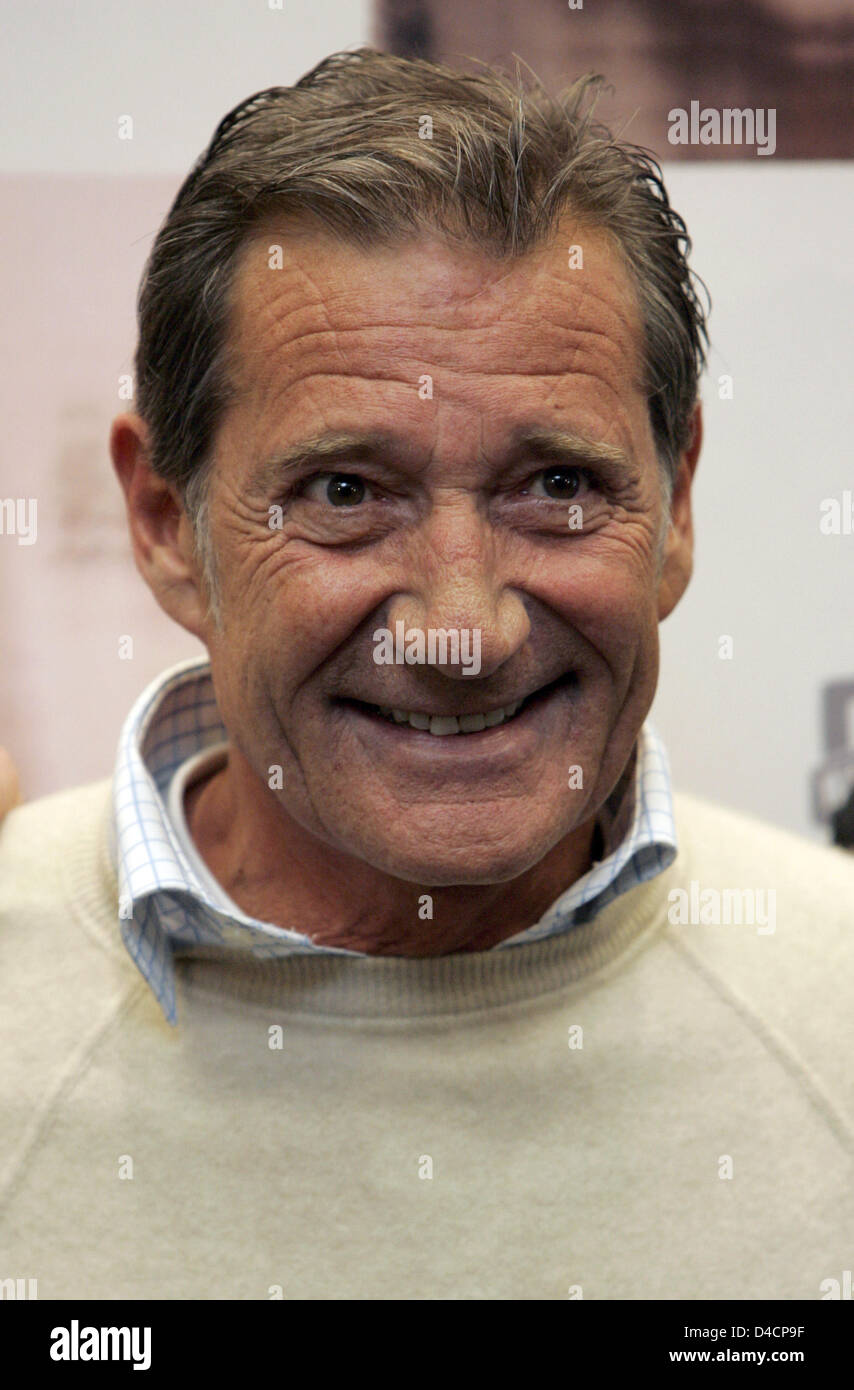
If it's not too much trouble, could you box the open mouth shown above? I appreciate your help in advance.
[339,672,576,738]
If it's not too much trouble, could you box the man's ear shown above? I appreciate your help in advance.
[657,401,703,621]
[110,413,210,641]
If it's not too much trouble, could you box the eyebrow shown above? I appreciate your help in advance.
[247,432,394,492]
[508,428,632,473]
[248,426,633,491]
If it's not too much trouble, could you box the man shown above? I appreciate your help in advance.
[2,49,852,1301]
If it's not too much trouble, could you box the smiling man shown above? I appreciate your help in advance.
[117,216,684,958]
[2,49,853,1302]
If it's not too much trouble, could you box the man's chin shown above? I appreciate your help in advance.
[334,816,577,889]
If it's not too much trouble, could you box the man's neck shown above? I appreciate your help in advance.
[183,749,600,955]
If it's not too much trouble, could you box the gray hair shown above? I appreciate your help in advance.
[134,47,708,618]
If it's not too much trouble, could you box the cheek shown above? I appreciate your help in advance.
[528,540,659,656]
[219,539,391,684]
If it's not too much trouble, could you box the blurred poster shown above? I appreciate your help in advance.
[376,0,854,159]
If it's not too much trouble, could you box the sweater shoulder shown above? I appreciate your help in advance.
[0,777,113,867]
[668,790,854,1122]
[0,780,150,1188]
[0,778,114,913]
[0,777,128,988]
[672,788,854,913]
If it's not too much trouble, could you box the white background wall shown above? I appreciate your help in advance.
[1,2,850,843]
[0,0,373,173]
[650,162,853,840]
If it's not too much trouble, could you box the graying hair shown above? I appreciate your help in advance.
[134,47,707,619]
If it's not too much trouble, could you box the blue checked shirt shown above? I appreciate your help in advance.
[111,656,677,1024]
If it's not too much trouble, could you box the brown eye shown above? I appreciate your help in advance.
[326,474,366,506]
[539,467,581,500]
[302,473,369,506]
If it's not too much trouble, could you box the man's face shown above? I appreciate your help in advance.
[197,218,677,885]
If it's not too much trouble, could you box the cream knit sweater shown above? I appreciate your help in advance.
[1,779,853,1300]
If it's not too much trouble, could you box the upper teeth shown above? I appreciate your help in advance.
[378,700,523,735]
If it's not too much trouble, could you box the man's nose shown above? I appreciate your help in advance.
[385,502,531,680]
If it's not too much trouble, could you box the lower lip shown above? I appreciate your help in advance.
[336,679,577,767]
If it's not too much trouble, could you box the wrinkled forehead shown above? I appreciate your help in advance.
[223,213,648,396]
